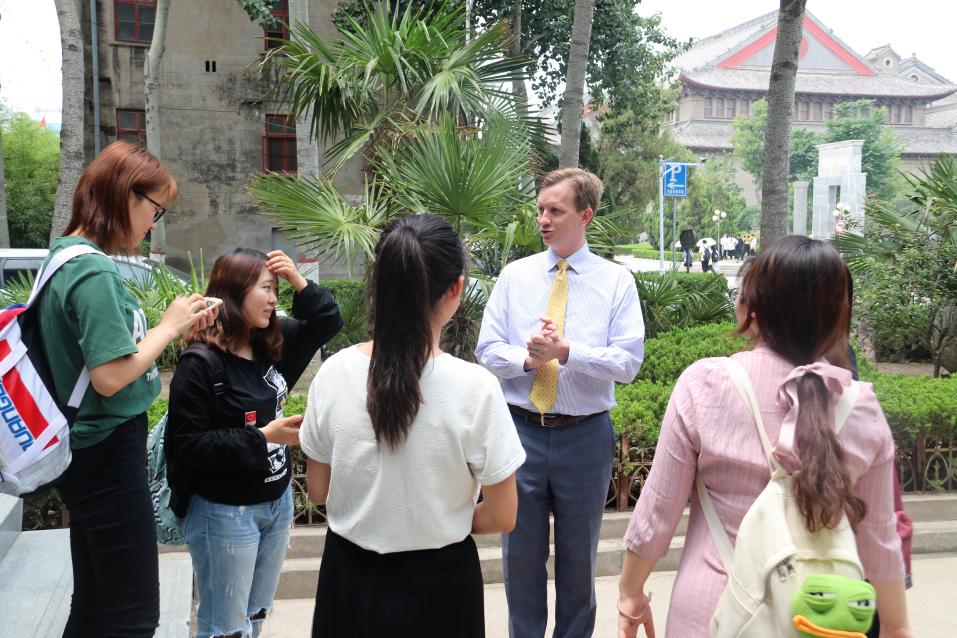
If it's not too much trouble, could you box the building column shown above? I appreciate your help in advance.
[792,181,809,236]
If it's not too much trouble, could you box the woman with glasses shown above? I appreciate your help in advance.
[37,140,216,637]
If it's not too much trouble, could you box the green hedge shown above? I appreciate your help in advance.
[862,372,957,446]
[632,248,681,261]
[320,279,369,356]
[612,323,957,449]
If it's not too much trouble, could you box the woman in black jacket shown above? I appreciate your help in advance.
[166,248,341,638]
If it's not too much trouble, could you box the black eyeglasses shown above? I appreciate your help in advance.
[136,191,167,223]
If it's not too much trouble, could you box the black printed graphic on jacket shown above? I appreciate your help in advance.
[165,282,342,517]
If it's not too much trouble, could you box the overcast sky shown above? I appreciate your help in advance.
[2,0,957,127]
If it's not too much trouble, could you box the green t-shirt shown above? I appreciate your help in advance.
[38,237,161,449]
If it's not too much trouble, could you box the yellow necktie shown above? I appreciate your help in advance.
[529,260,569,415]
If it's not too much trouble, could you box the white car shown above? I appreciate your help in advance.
[0,249,191,287]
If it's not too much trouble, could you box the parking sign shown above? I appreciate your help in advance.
[664,162,687,197]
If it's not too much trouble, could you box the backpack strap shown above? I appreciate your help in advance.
[179,342,226,407]
[26,244,106,308]
[28,244,108,412]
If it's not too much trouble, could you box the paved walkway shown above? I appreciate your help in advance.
[260,552,957,637]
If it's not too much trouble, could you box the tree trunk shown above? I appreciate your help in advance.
[145,0,171,262]
[50,0,85,241]
[558,0,594,168]
[760,0,806,248]
[0,85,9,248]
[510,0,526,100]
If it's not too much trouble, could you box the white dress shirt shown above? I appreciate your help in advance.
[475,244,645,415]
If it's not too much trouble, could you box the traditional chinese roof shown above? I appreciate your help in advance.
[680,67,957,101]
[676,10,957,102]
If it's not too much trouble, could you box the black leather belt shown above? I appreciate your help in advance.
[508,404,606,428]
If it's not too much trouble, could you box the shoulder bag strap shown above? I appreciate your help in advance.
[694,357,771,571]
[180,343,226,408]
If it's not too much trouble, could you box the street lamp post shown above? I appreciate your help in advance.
[711,209,726,260]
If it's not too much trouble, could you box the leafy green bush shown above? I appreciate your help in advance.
[632,248,680,261]
[637,322,749,384]
[611,380,674,443]
[633,272,735,339]
[862,372,957,446]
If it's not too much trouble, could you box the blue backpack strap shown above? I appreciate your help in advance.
[179,342,226,404]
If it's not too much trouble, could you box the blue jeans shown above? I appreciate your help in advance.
[503,412,615,638]
[184,485,294,638]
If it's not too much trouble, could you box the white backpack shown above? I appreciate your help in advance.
[697,358,865,637]
[0,245,103,495]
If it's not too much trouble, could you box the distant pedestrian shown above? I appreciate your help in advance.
[750,235,758,256]
[701,246,712,273]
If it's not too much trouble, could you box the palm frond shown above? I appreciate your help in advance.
[247,173,390,274]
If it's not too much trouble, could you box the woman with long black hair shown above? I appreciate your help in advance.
[300,214,526,637]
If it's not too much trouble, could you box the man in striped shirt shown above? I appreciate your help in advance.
[476,168,645,638]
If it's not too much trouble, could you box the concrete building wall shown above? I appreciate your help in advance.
[82,0,359,274]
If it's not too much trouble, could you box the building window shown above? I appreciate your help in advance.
[262,114,297,173]
[114,0,156,43]
[726,99,736,119]
[715,98,725,118]
[904,105,913,124]
[116,108,146,146]
[798,101,810,121]
[739,98,751,117]
[264,0,289,50]
[891,104,902,124]
[824,103,834,120]
[812,102,822,121]
[704,97,713,118]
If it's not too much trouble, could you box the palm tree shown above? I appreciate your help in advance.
[833,155,957,376]
[50,0,85,240]
[558,0,595,168]
[249,1,545,273]
[760,0,807,248]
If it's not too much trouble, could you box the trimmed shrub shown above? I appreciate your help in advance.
[320,279,368,356]
[862,372,957,446]
[611,380,674,444]
[637,322,749,384]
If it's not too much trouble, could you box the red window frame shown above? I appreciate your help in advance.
[116,108,146,146]
[264,0,290,50]
[114,0,156,44]
[262,114,297,173]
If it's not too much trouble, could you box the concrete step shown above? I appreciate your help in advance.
[0,494,22,562]
[281,509,686,560]
[273,516,957,599]
[0,528,194,637]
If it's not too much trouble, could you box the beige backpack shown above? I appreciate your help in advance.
[696,358,864,637]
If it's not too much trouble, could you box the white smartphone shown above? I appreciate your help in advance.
[201,296,223,312]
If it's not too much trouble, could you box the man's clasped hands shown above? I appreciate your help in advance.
[523,316,570,371]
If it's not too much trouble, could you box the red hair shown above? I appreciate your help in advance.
[65,141,178,253]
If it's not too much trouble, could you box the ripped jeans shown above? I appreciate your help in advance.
[184,485,294,638]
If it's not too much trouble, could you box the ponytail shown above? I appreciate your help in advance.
[366,215,465,450]
[792,374,867,532]
[736,235,866,533]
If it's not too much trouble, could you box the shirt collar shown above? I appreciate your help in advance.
[546,243,590,274]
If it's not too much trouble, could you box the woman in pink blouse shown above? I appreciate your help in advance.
[616,236,912,638]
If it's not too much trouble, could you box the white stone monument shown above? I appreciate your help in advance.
[811,140,867,239]
[792,181,809,235]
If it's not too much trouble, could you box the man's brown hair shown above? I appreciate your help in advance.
[538,168,604,214]
[65,140,177,254]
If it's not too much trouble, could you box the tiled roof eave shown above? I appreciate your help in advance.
[679,73,957,102]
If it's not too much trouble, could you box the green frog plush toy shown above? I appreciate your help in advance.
[792,574,877,638]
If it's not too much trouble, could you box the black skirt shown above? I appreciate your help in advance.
[312,530,485,638]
